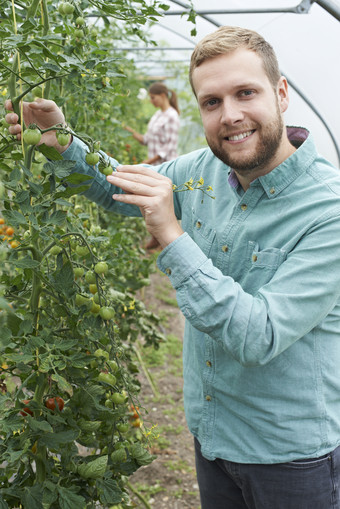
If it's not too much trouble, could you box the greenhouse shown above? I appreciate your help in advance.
[0,1,340,508]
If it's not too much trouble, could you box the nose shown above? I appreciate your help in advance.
[220,98,244,125]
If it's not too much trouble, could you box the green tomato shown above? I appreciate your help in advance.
[85,270,96,284]
[90,301,101,314]
[85,152,99,165]
[90,27,98,38]
[23,128,41,145]
[56,131,71,146]
[93,292,100,304]
[89,283,98,295]
[94,348,109,360]
[97,372,116,386]
[73,267,84,279]
[50,245,62,256]
[116,422,129,433]
[99,307,115,320]
[75,294,92,309]
[74,28,84,38]
[76,245,88,257]
[111,392,126,405]
[105,399,113,408]
[101,166,113,176]
[94,262,108,275]
[93,141,101,151]
[75,16,85,26]
[107,360,119,373]
[62,2,74,15]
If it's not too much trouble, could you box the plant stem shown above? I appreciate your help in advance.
[127,481,152,509]
[33,373,48,484]
[133,343,159,398]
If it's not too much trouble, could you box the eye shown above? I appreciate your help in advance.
[203,98,219,110]
[240,90,255,98]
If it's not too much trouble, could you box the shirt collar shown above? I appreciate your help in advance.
[228,127,317,198]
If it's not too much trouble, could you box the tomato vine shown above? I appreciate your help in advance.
[0,1,171,507]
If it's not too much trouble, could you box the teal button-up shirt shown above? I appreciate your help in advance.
[64,128,340,463]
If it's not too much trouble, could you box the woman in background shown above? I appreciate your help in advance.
[124,82,180,166]
[124,82,180,249]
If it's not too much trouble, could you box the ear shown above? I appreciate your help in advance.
[277,76,289,113]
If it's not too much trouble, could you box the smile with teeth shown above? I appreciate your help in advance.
[226,130,254,141]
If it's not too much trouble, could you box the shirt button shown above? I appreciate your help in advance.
[165,268,172,275]
[252,254,258,262]
[241,204,247,211]
[206,361,212,367]
[222,245,228,252]
[269,187,275,194]
[196,221,202,228]
[205,395,212,401]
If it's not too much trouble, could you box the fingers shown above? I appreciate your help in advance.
[116,164,169,181]
[107,174,167,196]
[28,98,57,112]
[107,169,172,191]
[8,124,22,138]
[4,99,13,111]
[5,111,19,125]
[5,110,21,138]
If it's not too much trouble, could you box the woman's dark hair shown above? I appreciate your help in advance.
[148,82,180,114]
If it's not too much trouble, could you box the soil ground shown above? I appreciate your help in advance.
[128,266,201,509]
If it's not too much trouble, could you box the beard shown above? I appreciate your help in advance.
[206,108,285,175]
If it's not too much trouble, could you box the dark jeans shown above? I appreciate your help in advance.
[194,438,340,509]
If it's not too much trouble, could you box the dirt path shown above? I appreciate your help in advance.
[128,267,201,509]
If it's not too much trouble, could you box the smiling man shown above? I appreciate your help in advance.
[5,25,340,509]
[192,49,296,184]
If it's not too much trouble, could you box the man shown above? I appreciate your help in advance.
[6,26,340,509]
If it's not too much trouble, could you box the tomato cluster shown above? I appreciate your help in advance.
[0,217,19,248]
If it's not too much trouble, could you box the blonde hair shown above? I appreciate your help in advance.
[189,26,281,93]
[148,82,180,114]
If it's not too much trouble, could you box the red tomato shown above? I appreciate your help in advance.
[20,400,33,416]
[44,396,65,412]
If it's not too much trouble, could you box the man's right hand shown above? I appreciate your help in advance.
[4,98,71,153]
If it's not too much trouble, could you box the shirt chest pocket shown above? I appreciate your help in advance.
[190,210,216,258]
[241,241,287,294]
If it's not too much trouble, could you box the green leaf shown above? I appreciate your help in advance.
[43,160,75,178]
[0,327,12,350]
[46,210,67,226]
[129,443,155,466]
[27,418,53,433]
[57,487,86,509]
[28,181,43,197]
[51,374,73,396]
[97,478,124,505]
[39,430,79,448]
[21,485,43,509]
[64,173,94,185]
[50,260,74,297]
[2,210,27,227]
[38,144,63,161]
[0,494,9,508]
[57,184,91,197]
[8,256,40,269]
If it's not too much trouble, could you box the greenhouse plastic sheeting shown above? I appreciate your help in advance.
[118,0,340,166]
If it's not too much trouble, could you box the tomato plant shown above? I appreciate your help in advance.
[0,0,170,507]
